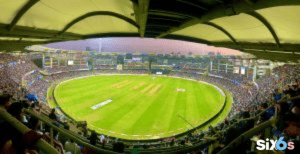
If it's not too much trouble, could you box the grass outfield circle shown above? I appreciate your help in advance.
[54,75,227,140]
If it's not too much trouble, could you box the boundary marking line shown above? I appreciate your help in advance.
[53,73,227,140]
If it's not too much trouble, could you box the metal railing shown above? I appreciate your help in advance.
[25,109,120,154]
[26,104,218,154]
[218,116,278,154]
[219,93,298,134]
[0,108,59,154]
[217,94,300,153]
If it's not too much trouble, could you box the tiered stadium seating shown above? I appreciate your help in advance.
[0,54,299,153]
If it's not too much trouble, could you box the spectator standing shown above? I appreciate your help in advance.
[100,134,105,148]
[49,108,58,121]
[64,139,81,154]
[0,94,12,110]
[82,131,98,154]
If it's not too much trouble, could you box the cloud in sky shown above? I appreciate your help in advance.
[44,37,241,55]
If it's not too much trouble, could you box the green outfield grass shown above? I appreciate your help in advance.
[54,75,228,139]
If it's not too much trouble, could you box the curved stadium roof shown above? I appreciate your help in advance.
[1,0,300,62]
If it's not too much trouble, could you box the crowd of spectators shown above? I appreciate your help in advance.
[0,53,38,98]
[0,95,50,154]
[1,53,299,153]
[0,93,125,154]
[94,64,115,70]
[201,64,300,154]
[45,65,89,74]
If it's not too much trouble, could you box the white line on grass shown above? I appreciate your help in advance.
[54,73,226,139]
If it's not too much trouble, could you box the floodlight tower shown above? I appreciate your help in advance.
[98,41,102,53]
[149,59,152,70]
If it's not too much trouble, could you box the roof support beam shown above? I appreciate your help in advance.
[211,42,300,62]
[149,9,196,19]
[133,0,150,37]
[59,11,139,34]
[0,24,82,40]
[245,11,281,48]
[0,40,59,51]
[241,49,300,62]
[83,33,140,39]
[148,11,188,19]
[147,16,183,22]
[7,0,39,31]
[211,42,300,53]
[176,0,208,11]
[203,22,238,44]
[156,0,300,38]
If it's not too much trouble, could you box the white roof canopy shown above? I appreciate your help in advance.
[0,0,300,62]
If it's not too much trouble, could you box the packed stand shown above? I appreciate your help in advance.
[0,54,39,98]
[45,65,89,74]
[199,64,300,153]
[1,53,299,153]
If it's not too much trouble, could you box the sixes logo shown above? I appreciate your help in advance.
[256,137,294,151]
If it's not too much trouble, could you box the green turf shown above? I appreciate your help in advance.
[54,75,226,139]
[195,87,233,132]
